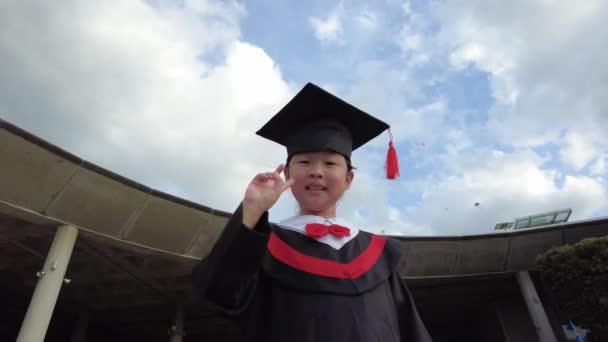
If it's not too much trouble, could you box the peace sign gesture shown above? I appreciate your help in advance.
[242,164,295,228]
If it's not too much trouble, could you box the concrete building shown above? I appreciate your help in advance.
[1,118,607,341]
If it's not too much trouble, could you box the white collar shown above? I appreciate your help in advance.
[277,215,359,250]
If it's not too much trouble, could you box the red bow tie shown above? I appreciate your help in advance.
[305,223,351,239]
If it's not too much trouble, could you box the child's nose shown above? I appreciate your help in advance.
[308,164,323,178]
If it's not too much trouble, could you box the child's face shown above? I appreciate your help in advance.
[286,151,354,217]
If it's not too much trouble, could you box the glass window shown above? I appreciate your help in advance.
[530,215,553,227]
[555,212,570,222]
[494,222,513,230]
[515,219,530,229]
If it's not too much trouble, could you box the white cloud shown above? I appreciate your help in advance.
[399,24,423,52]
[449,43,485,70]
[433,0,608,156]
[591,157,607,175]
[338,169,432,236]
[396,6,434,66]
[343,60,435,143]
[309,6,344,44]
[355,9,378,31]
[560,132,599,171]
[0,0,292,212]
[403,149,607,235]
[373,0,608,234]
[339,1,608,234]
[401,0,412,17]
[399,23,430,65]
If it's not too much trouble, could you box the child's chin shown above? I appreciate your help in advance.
[301,202,332,213]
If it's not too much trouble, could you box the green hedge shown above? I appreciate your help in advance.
[537,236,608,342]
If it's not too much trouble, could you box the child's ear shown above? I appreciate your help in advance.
[345,170,355,189]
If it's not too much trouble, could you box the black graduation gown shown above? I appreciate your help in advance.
[193,205,432,342]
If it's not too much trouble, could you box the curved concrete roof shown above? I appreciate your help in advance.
[394,217,608,278]
[1,117,607,279]
[0,118,230,260]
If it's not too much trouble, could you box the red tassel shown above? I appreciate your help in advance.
[386,128,399,180]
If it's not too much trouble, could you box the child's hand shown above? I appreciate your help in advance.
[242,164,295,228]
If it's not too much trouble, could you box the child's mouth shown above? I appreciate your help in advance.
[305,185,327,191]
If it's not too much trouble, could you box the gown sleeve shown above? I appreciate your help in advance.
[390,272,433,342]
[192,203,271,314]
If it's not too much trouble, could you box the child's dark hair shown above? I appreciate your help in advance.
[286,154,356,172]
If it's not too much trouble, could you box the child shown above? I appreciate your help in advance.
[193,83,432,342]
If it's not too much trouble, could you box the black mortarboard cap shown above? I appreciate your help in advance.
[256,83,390,160]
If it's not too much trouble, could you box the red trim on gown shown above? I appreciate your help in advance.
[267,232,387,279]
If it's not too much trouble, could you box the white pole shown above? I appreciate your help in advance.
[516,271,558,342]
[16,225,78,342]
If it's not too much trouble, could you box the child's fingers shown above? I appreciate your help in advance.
[274,164,285,174]
[271,168,285,182]
[253,172,273,183]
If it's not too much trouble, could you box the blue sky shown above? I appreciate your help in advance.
[1,0,607,235]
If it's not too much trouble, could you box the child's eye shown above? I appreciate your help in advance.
[325,161,337,166]
[298,160,310,164]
